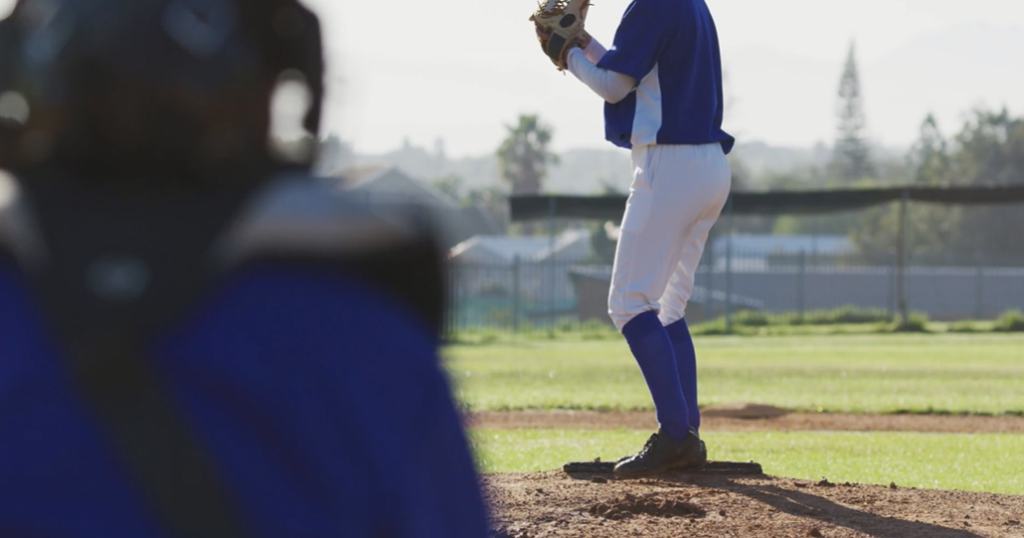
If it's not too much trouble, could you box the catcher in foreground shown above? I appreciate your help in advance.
[532,0,736,478]
[0,0,490,535]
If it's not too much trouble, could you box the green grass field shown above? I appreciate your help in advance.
[471,429,1024,494]
[445,334,1024,415]
[451,334,1024,492]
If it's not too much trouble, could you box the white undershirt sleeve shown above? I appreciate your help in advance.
[567,45,636,105]
[582,37,608,64]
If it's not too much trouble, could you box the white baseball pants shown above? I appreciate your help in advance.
[608,143,732,331]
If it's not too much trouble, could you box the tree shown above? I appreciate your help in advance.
[496,115,558,196]
[852,109,1024,265]
[832,42,874,181]
[945,108,1024,264]
[910,114,950,185]
[853,114,959,264]
[952,108,1024,186]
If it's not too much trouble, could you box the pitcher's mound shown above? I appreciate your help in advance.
[488,471,1024,538]
[563,459,763,476]
[702,403,788,419]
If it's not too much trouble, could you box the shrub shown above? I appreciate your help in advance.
[691,306,894,333]
[777,312,805,326]
[580,318,612,331]
[889,312,929,333]
[691,317,731,336]
[556,320,577,333]
[730,310,771,327]
[478,331,500,344]
[948,320,981,334]
[994,310,1024,332]
[808,306,892,325]
[580,319,617,340]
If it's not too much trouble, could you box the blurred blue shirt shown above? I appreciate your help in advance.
[0,260,490,538]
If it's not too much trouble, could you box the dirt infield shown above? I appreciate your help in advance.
[480,411,1024,536]
[487,470,1024,538]
[469,410,1024,433]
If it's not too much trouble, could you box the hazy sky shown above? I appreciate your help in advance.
[3,0,1023,156]
[307,0,1024,156]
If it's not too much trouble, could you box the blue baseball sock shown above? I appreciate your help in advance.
[621,311,691,440]
[665,318,700,433]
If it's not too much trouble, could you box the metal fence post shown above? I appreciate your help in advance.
[975,263,984,320]
[798,249,806,322]
[512,255,521,333]
[706,238,716,322]
[888,250,897,319]
[896,190,910,324]
[724,198,735,333]
[548,198,557,333]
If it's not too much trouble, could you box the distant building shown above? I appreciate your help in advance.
[449,230,592,265]
[448,230,593,310]
[338,165,456,207]
[334,165,500,247]
[711,234,855,255]
[709,234,856,271]
[450,236,550,266]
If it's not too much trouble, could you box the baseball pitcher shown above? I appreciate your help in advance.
[534,0,735,476]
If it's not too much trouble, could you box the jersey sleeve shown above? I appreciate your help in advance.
[597,0,675,81]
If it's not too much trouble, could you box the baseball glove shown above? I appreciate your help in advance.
[530,0,591,71]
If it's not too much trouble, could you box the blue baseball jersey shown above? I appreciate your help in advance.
[598,0,734,153]
[0,261,490,538]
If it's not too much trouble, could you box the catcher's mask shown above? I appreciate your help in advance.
[0,0,324,185]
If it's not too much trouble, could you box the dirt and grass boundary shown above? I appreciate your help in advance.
[468,410,1024,433]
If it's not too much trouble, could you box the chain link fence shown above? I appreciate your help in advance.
[441,188,1024,334]
[445,243,1024,334]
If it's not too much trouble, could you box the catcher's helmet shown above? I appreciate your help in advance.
[0,0,324,183]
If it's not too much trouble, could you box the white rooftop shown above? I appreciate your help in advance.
[450,229,592,263]
[711,234,855,255]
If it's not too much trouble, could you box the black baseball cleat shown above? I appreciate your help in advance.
[613,428,705,478]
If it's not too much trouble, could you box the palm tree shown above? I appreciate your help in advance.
[496,115,558,196]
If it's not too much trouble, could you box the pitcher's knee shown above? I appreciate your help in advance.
[609,302,658,332]
[658,305,687,327]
